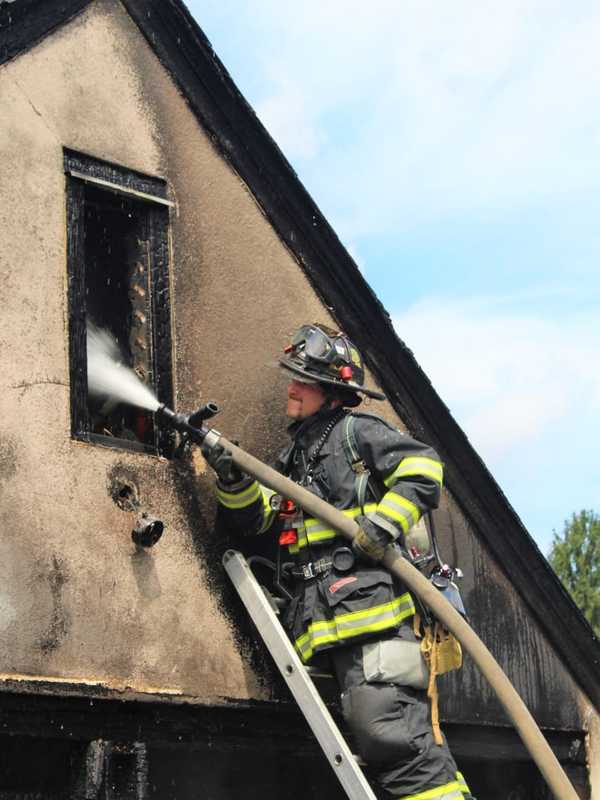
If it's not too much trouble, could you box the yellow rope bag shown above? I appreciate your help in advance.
[414,613,463,745]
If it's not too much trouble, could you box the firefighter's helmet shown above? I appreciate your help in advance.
[280,324,385,405]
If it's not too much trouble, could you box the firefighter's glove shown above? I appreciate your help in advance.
[201,442,245,486]
[352,516,394,564]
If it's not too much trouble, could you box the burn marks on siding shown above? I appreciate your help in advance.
[38,555,71,655]
[168,458,279,698]
[107,464,140,512]
[0,432,18,482]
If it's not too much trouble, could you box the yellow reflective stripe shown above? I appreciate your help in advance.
[216,481,261,509]
[257,486,277,533]
[261,486,276,510]
[323,592,413,627]
[295,636,317,660]
[302,504,377,548]
[296,609,414,661]
[384,457,443,488]
[455,772,470,793]
[377,506,410,534]
[304,505,373,529]
[288,528,308,554]
[307,530,337,544]
[377,492,421,533]
[296,631,337,659]
[295,593,415,661]
[400,780,464,800]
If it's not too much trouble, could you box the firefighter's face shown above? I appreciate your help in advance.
[286,380,328,419]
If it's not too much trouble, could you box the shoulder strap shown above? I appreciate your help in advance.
[343,418,441,566]
[341,415,381,514]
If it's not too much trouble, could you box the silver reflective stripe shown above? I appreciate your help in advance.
[303,504,377,547]
[335,600,410,636]
[295,593,415,661]
[384,457,444,488]
[377,492,420,534]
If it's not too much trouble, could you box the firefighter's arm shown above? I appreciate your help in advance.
[356,418,443,544]
[203,442,277,536]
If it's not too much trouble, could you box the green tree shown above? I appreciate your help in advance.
[549,510,600,636]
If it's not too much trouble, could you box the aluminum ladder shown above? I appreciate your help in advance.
[222,549,376,800]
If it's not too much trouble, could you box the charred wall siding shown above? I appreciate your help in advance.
[0,689,590,798]
[0,0,273,701]
[434,494,587,731]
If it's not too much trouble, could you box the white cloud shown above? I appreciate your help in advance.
[256,77,324,161]
[209,0,600,236]
[392,296,600,461]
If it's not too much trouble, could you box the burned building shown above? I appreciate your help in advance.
[0,1,598,798]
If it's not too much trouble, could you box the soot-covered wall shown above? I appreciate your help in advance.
[0,0,391,704]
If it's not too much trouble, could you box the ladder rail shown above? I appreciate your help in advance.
[223,549,376,800]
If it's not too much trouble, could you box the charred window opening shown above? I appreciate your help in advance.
[84,189,154,445]
[65,149,174,456]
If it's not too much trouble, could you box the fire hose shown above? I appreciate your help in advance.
[157,404,579,800]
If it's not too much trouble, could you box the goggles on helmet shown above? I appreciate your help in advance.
[290,324,348,366]
[280,323,386,403]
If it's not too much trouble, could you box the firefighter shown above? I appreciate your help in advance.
[204,323,473,800]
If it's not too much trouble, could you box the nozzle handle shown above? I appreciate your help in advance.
[156,404,209,444]
[188,401,220,428]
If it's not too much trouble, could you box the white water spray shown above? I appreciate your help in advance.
[86,324,160,412]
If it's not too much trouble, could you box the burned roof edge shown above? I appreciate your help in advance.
[0,0,89,65]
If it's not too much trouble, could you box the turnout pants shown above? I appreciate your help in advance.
[329,638,473,800]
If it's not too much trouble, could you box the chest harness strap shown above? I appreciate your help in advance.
[277,408,347,550]
[341,414,382,514]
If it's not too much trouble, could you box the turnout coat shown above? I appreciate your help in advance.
[215,408,444,663]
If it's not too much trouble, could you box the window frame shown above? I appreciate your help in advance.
[64,148,175,457]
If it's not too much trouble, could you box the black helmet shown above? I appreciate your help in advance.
[280,323,385,405]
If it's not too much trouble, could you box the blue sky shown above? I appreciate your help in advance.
[187,0,600,554]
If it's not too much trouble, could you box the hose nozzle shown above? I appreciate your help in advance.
[188,402,220,427]
[156,402,221,444]
[132,513,164,548]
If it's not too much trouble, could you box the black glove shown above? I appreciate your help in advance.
[352,516,394,564]
[201,441,246,486]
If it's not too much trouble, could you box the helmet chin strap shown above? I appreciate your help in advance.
[323,387,359,410]
[320,389,343,409]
